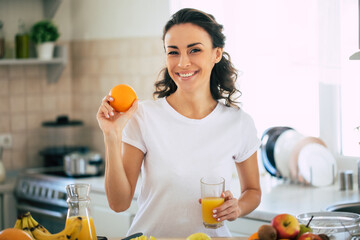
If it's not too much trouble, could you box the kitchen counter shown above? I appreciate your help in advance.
[109,238,247,240]
[87,174,360,222]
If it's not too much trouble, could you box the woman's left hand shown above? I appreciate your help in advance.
[213,190,241,222]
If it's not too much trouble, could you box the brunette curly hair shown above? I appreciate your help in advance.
[153,8,241,107]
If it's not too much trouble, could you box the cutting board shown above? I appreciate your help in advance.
[109,238,248,240]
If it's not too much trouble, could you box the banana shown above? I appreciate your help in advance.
[31,216,82,240]
[21,214,36,240]
[14,217,22,229]
[29,214,51,235]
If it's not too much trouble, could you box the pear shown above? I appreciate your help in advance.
[297,223,313,238]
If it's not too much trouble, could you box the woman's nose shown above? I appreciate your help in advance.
[178,54,191,68]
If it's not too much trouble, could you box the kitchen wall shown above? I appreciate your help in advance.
[0,0,169,170]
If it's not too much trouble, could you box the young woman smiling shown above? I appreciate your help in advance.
[97,8,261,238]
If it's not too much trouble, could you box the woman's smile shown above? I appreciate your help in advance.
[176,70,199,80]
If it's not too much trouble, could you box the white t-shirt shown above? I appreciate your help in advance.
[122,98,260,238]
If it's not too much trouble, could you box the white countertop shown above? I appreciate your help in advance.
[14,168,360,223]
[237,175,360,222]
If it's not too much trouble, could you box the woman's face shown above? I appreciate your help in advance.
[164,23,223,95]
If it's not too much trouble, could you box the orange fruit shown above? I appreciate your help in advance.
[109,84,137,112]
[248,232,259,240]
[0,228,33,240]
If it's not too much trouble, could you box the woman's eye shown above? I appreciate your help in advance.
[167,51,178,55]
[190,48,201,53]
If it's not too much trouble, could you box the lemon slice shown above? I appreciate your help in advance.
[186,232,211,240]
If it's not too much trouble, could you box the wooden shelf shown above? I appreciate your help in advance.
[0,45,67,83]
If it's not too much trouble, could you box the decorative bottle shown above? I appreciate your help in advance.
[66,183,97,240]
[15,19,29,59]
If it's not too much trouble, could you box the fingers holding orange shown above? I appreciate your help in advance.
[109,84,137,112]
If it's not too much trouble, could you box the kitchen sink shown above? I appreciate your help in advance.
[326,202,360,215]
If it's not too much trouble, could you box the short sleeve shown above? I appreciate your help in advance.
[122,104,147,154]
[233,112,261,163]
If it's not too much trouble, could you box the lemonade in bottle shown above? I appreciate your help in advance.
[66,183,97,240]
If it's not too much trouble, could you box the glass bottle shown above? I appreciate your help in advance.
[66,183,97,240]
[15,19,29,59]
[0,20,5,59]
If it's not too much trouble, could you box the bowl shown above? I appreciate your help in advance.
[297,212,360,239]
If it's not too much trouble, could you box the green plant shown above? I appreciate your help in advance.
[30,20,60,44]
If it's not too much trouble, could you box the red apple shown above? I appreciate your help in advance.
[271,213,300,239]
[297,232,322,240]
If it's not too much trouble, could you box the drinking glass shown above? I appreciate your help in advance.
[201,176,225,229]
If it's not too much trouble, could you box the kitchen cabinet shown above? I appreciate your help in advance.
[90,192,138,238]
[0,178,17,229]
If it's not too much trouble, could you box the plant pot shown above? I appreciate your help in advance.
[36,42,55,60]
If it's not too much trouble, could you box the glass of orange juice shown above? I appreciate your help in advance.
[200,176,225,229]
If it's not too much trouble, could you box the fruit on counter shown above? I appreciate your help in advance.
[0,228,33,240]
[271,213,300,239]
[130,236,157,240]
[297,232,322,240]
[109,84,137,112]
[296,216,313,239]
[13,211,82,240]
[186,232,212,240]
[257,224,277,240]
[248,232,259,240]
[298,224,313,236]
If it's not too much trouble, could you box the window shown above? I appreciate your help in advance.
[170,0,359,158]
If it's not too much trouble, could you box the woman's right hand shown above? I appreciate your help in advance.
[96,95,138,134]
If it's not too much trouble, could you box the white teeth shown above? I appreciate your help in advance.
[179,72,195,77]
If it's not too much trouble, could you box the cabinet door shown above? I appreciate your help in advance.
[227,217,270,236]
[92,205,132,237]
[90,192,138,237]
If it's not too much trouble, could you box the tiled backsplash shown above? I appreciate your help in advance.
[0,36,165,171]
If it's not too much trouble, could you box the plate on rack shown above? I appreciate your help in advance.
[297,143,336,187]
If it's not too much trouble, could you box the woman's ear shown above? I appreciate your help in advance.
[214,47,223,63]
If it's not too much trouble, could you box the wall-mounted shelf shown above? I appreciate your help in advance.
[43,0,63,19]
[0,45,67,83]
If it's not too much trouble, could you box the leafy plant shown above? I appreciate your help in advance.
[30,20,60,44]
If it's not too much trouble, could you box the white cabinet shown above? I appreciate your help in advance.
[0,178,17,229]
[227,217,270,237]
[90,192,138,238]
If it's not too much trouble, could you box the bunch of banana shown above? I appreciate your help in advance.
[13,212,83,240]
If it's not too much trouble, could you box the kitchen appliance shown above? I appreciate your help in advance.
[64,151,104,177]
[14,167,103,233]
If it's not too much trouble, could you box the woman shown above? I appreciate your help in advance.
[97,8,261,237]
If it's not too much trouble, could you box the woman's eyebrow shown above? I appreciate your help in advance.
[166,42,203,49]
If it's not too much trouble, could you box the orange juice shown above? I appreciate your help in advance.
[201,197,224,224]
[66,216,97,240]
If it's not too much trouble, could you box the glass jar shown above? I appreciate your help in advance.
[66,183,97,240]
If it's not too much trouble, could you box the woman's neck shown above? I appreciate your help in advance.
[166,90,218,119]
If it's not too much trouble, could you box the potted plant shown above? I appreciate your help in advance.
[30,20,60,60]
